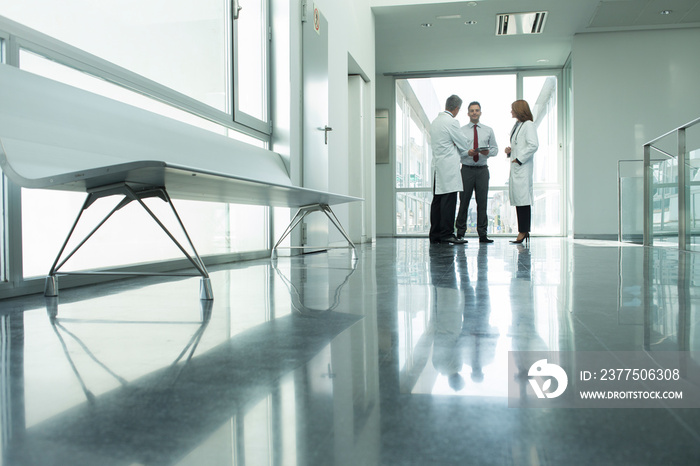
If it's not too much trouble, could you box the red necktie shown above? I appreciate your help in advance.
[473,125,479,162]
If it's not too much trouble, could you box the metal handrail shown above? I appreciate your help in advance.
[650,147,676,159]
[643,116,700,250]
[644,116,700,148]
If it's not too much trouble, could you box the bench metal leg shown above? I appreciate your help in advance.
[272,203,357,261]
[45,184,213,300]
[271,255,358,314]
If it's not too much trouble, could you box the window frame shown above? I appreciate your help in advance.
[232,0,272,135]
[0,12,271,142]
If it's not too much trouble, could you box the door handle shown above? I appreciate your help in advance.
[232,0,243,19]
[320,125,333,145]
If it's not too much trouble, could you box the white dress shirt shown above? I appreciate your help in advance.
[459,122,498,166]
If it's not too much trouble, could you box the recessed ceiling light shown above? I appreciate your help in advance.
[660,10,672,15]
[467,2,478,6]
[421,23,433,28]
[465,20,477,25]
[537,59,550,63]
[436,14,461,20]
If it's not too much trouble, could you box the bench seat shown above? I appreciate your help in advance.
[0,64,361,300]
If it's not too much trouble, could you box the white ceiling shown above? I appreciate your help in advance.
[372,0,700,75]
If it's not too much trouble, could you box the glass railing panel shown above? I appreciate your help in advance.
[644,116,700,251]
[618,160,645,243]
[651,156,678,247]
[686,124,700,252]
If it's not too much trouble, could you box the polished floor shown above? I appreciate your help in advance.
[1,237,699,465]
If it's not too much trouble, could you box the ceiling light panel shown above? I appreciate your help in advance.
[496,11,548,35]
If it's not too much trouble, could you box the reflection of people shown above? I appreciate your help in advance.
[430,243,465,390]
[460,245,497,383]
[455,102,498,243]
[429,95,471,245]
[509,244,547,389]
[504,100,538,245]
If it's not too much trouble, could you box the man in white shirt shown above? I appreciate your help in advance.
[429,95,471,244]
[455,102,499,243]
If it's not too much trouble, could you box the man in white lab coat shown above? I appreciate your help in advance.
[429,95,472,244]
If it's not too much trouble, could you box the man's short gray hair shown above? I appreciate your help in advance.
[445,95,462,112]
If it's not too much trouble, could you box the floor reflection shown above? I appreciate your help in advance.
[400,242,559,400]
[0,252,380,466]
[1,238,700,465]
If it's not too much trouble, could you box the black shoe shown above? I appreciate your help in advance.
[443,235,467,244]
[479,236,494,243]
[510,232,530,245]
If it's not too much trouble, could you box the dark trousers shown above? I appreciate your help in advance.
[455,165,490,238]
[515,205,531,233]
[429,185,458,242]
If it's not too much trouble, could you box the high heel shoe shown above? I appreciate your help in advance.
[510,232,530,245]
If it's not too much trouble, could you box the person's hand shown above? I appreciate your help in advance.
[468,148,478,157]
[505,146,511,156]
[479,149,489,155]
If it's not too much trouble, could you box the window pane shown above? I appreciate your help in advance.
[396,192,431,235]
[396,94,406,188]
[16,53,268,278]
[395,85,432,190]
[524,76,558,184]
[408,114,430,188]
[235,0,268,121]
[19,50,230,135]
[0,0,229,112]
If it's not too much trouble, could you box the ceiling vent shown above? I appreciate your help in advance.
[496,11,548,35]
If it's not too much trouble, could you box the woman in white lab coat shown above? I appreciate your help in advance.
[504,100,538,245]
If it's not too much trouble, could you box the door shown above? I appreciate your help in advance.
[301,2,330,310]
[302,2,329,249]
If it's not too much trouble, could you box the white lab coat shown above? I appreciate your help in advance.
[508,120,539,206]
[429,112,471,195]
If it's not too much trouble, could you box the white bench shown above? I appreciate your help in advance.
[0,64,361,300]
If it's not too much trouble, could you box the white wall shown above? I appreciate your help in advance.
[295,1,376,243]
[272,0,376,243]
[572,28,700,237]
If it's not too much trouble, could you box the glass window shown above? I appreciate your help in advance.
[396,192,431,235]
[1,0,229,112]
[234,0,269,129]
[524,76,559,184]
[396,73,565,237]
[421,74,517,186]
[396,93,406,188]
[19,50,229,135]
[18,52,267,278]
[1,0,271,136]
